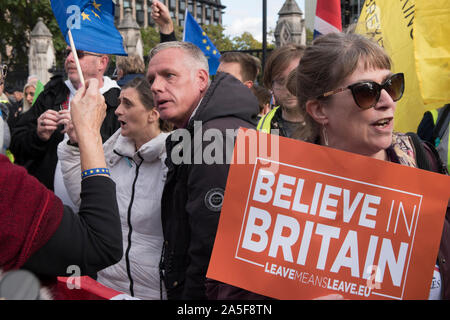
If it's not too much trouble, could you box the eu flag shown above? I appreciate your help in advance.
[183,11,221,75]
[51,0,127,56]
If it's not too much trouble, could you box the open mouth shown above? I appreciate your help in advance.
[157,99,170,108]
[372,118,392,128]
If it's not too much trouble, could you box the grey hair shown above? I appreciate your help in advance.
[148,41,209,74]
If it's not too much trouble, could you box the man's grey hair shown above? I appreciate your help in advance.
[148,41,209,75]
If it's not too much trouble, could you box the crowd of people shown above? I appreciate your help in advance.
[0,0,449,300]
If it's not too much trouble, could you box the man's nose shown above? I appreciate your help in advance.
[65,51,74,62]
[150,75,164,92]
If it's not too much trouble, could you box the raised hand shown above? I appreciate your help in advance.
[151,0,174,35]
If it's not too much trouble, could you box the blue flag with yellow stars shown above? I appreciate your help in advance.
[51,0,127,56]
[183,11,221,75]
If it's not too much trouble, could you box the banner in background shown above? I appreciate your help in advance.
[413,1,450,105]
[207,129,450,300]
[54,276,138,300]
[355,0,445,133]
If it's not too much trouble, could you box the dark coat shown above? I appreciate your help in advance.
[160,72,259,299]
[10,75,120,190]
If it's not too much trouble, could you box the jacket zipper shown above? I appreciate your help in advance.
[124,155,142,296]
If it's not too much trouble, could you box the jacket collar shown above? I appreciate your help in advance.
[111,130,169,164]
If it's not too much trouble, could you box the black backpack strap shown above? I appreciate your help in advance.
[406,132,431,171]
[407,132,448,174]
[432,104,450,144]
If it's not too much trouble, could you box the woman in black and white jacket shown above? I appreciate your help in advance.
[58,77,172,300]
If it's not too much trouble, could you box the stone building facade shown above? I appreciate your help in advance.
[28,18,55,85]
[274,0,306,47]
[115,0,225,28]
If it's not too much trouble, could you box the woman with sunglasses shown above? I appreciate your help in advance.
[290,32,449,299]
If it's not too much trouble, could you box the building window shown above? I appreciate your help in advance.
[147,4,153,26]
[137,10,144,24]
[136,1,143,24]
[169,0,176,10]
[179,0,186,12]
[115,3,120,19]
[123,0,130,8]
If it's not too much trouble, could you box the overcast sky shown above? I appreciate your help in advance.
[221,0,306,42]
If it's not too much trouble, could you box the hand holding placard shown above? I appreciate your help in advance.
[207,129,450,300]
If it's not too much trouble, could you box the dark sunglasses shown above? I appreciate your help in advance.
[65,49,103,59]
[317,73,405,109]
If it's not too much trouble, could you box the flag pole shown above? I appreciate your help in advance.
[182,8,188,41]
[67,29,85,86]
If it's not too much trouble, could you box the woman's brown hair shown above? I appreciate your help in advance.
[292,32,392,142]
[122,77,173,132]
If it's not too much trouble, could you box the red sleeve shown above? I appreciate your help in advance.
[0,155,63,270]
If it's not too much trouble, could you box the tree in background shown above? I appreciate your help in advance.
[202,24,234,52]
[0,0,66,70]
[232,32,263,50]
[1,9,275,69]
[306,28,314,45]
[142,21,273,55]
[141,22,184,57]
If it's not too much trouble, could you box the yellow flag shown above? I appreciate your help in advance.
[355,0,443,133]
[414,0,450,105]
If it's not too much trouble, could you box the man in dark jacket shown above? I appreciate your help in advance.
[146,41,259,299]
[10,48,120,191]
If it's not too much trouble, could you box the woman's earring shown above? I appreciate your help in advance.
[322,124,329,146]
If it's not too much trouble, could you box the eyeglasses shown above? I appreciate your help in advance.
[65,49,103,59]
[317,73,405,110]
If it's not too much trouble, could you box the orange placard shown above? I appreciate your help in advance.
[207,129,450,300]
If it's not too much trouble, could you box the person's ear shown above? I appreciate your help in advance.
[243,80,254,89]
[117,69,124,80]
[197,69,209,92]
[306,99,329,125]
[99,55,109,73]
[148,108,160,123]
